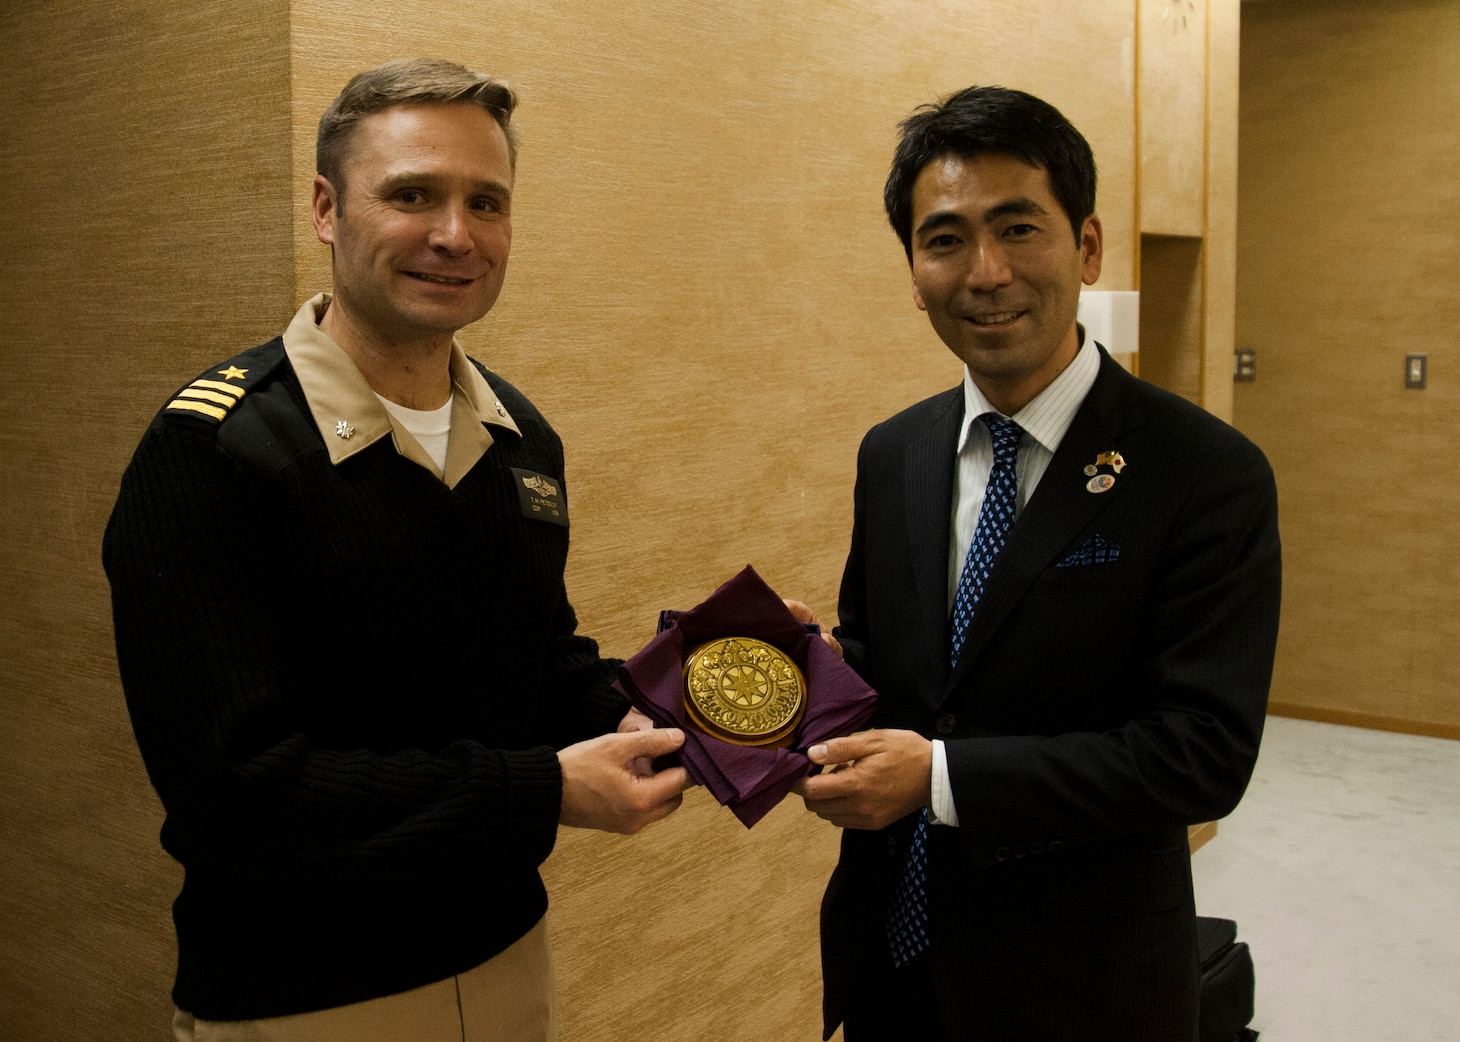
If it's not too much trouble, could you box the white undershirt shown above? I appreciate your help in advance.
[931,337,1101,826]
[377,393,454,474]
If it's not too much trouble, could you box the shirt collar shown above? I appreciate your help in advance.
[282,293,520,485]
[957,328,1101,456]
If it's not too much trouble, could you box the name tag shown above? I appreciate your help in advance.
[512,468,568,526]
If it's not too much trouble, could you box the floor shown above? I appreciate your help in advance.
[1190,715,1460,1041]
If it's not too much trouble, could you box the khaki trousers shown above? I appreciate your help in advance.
[172,919,556,1042]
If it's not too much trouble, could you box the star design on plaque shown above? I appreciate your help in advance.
[217,366,249,381]
[721,663,772,709]
[335,420,355,440]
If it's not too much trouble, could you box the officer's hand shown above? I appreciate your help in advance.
[558,728,690,835]
[616,706,658,776]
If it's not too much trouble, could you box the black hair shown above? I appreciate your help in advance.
[884,85,1096,258]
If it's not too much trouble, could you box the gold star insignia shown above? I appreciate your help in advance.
[217,365,249,381]
[1096,451,1127,473]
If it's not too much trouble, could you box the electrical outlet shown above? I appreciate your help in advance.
[1405,354,1427,390]
[1234,349,1256,383]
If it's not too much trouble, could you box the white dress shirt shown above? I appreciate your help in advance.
[930,335,1101,826]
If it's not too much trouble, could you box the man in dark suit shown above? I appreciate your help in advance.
[793,86,1281,1041]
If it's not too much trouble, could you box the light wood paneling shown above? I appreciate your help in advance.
[1135,0,1241,424]
[1139,234,1206,404]
[1188,820,1219,853]
[288,3,1139,659]
[285,9,1138,1036]
[1201,0,1239,422]
[1139,0,1208,237]
[1,0,1245,1038]
[0,2,293,1038]
[1235,0,1460,730]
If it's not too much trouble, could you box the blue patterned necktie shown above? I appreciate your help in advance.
[886,414,1023,969]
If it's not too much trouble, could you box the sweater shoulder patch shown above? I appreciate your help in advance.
[161,339,286,427]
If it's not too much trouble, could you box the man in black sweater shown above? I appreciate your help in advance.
[104,58,688,1042]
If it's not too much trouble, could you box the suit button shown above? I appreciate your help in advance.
[994,847,1011,862]
[1030,842,1047,855]
[886,836,899,858]
[1014,845,1028,858]
[1049,840,1064,853]
[935,714,957,734]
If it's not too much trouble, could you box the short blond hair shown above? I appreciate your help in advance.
[316,58,518,192]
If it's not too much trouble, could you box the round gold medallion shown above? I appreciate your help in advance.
[682,637,807,748]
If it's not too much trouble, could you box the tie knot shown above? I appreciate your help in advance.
[981,414,1023,465]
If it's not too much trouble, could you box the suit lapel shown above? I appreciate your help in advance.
[905,389,963,705]
[944,354,1144,698]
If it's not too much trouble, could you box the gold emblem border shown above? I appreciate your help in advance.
[682,637,807,748]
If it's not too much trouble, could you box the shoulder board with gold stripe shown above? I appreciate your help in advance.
[162,343,282,426]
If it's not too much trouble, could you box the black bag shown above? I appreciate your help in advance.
[1197,917,1258,1042]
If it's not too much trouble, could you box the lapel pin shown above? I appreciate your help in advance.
[335,420,355,440]
[1084,450,1126,492]
[1096,451,1127,473]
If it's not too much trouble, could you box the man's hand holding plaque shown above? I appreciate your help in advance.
[613,565,877,827]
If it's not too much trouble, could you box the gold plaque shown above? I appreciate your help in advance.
[682,637,807,748]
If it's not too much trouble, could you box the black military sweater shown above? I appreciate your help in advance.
[104,337,624,1020]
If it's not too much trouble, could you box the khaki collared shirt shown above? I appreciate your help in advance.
[282,294,520,488]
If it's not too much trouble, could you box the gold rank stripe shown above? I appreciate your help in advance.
[165,377,248,422]
[166,399,229,421]
[191,379,247,397]
[175,387,238,407]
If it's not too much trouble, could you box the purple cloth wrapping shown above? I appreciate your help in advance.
[613,565,878,827]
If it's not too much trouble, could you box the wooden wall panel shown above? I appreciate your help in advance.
[1201,0,1239,421]
[1138,234,1205,404]
[1139,0,1207,237]
[0,0,1247,1038]
[1235,0,1460,731]
[287,0,1137,644]
[0,1,293,1038]
[1135,0,1239,424]
[284,8,1138,1037]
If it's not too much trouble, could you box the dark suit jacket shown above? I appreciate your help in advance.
[821,349,1281,1041]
